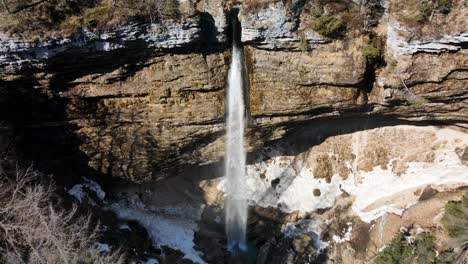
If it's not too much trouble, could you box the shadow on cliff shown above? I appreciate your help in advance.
[47,41,156,92]
[0,70,91,186]
[47,34,229,93]
[0,42,159,186]
[111,106,468,184]
[0,26,231,187]
[248,116,452,162]
[240,114,466,210]
[0,11,228,188]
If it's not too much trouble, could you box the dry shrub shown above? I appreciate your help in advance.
[340,11,364,37]
[0,163,125,264]
[389,0,458,40]
[242,0,277,13]
[0,0,180,38]
[0,0,98,36]
[303,0,382,38]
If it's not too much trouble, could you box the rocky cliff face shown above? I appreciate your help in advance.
[0,0,467,183]
[1,0,467,263]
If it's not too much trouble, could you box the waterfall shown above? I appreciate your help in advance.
[225,23,248,252]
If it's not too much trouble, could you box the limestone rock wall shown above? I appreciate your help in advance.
[0,0,467,182]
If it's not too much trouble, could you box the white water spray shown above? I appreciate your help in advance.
[225,33,248,251]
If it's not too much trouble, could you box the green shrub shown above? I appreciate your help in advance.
[309,0,324,18]
[362,45,380,60]
[312,14,345,38]
[375,233,445,264]
[436,0,452,14]
[375,233,413,264]
[376,193,468,263]
[61,4,113,31]
[83,5,112,27]
[298,31,308,52]
[362,37,383,62]
[441,192,468,238]
[414,233,436,263]
[436,250,457,264]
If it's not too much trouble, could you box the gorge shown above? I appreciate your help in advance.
[0,0,467,263]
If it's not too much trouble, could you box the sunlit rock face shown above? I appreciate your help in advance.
[234,124,467,219]
[0,0,467,263]
[222,122,467,263]
[106,122,467,263]
[0,0,466,183]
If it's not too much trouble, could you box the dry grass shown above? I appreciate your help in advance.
[0,162,125,263]
[242,0,277,12]
[0,0,180,38]
[389,0,466,40]
[300,0,382,39]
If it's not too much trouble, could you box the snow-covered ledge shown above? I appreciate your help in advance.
[218,125,468,223]
[387,23,468,55]
[0,21,200,74]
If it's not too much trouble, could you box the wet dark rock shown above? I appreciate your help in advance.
[313,189,321,197]
[271,178,281,189]
[418,186,439,201]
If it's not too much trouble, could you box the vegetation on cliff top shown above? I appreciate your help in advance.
[312,14,346,38]
[304,0,383,39]
[0,0,180,37]
[390,0,464,39]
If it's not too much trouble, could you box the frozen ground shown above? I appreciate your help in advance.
[219,125,468,222]
[109,203,206,264]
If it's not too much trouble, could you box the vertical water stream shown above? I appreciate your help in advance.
[225,12,248,252]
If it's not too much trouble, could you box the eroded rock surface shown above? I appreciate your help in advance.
[0,0,466,183]
[105,123,467,263]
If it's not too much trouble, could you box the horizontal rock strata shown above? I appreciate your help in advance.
[0,0,466,181]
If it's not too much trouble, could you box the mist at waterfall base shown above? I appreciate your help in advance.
[224,39,248,253]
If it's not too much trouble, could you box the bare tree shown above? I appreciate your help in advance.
[0,163,125,263]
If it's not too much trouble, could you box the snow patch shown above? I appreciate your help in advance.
[387,23,468,55]
[68,178,105,204]
[332,223,353,244]
[220,125,468,223]
[145,258,159,264]
[119,224,131,231]
[108,203,205,264]
[218,146,354,213]
[341,134,468,222]
[94,243,110,254]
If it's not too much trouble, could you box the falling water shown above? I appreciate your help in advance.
[225,21,248,252]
